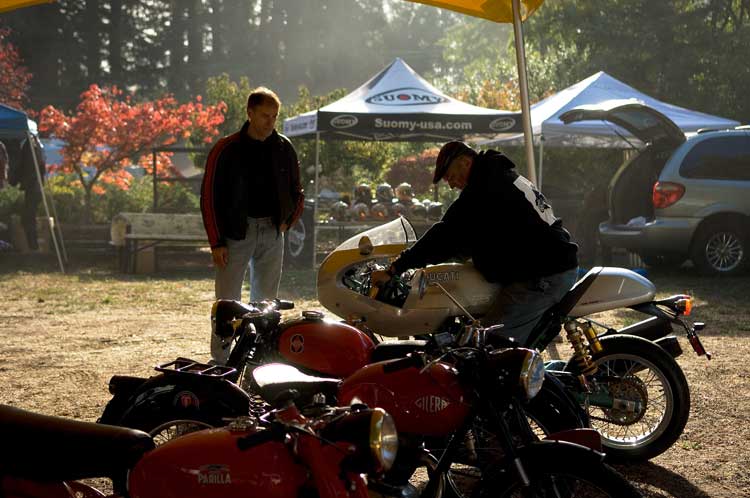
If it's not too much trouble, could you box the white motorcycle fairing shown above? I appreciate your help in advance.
[317,217,657,336]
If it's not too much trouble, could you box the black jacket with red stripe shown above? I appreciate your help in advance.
[200,123,304,249]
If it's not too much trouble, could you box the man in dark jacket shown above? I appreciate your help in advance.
[372,141,578,344]
[8,136,46,251]
[201,87,304,363]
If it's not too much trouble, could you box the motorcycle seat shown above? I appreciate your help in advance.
[371,340,428,363]
[0,404,154,482]
[252,363,341,403]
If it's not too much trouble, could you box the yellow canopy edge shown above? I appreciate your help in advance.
[405,0,543,23]
[0,0,54,14]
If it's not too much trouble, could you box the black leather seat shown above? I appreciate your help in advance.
[0,404,154,482]
[371,339,428,363]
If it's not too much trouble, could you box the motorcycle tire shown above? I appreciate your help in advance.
[440,378,589,498]
[524,372,590,432]
[476,441,643,498]
[566,334,690,462]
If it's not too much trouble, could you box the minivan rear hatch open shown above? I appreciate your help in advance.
[560,100,686,224]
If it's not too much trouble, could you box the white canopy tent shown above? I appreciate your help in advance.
[483,71,741,186]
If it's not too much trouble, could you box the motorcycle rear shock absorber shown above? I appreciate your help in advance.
[564,320,598,378]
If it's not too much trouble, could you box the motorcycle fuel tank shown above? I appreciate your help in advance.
[129,427,307,498]
[338,359,471,437]
[277,312,376,377]
[568,267,656,317]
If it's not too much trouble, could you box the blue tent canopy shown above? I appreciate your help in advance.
[0,103,38,139]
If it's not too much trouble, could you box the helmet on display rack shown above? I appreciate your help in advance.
[395,182,414,203]
[375,183,395,204]
[329,200,350,221]
[353,183,373,205]
[427,201,443,220]
[351,202,370,220]
[391,202,409,218]
[410,200,427,220]
[370,202,389,220]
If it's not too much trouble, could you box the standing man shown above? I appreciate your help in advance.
[372,141,578,345]
[201,87,304,363]
[8,136,45,251]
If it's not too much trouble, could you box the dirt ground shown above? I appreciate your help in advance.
[1,253,749,497]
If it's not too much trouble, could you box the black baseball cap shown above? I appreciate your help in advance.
[433,141,473,184]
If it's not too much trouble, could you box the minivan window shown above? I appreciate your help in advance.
[680,135,750,180]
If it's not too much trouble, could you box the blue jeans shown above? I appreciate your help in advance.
[483,267,579,346]
[212,217,284,363]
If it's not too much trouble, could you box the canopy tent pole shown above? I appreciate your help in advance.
[27,131,65,273]
[511,0,537,185]
[538,134,544,189]
[312,132,320,269]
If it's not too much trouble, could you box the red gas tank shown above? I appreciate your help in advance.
[337,359,471,437]
[277,311,375,377]
[129,426,307,498]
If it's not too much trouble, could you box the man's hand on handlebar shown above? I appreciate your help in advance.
[371,269,393,289]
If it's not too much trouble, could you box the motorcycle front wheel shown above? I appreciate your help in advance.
[477,444,642,498]
[567,334,691,462]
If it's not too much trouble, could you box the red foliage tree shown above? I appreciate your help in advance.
[39,85,226,222]
[0,27,32,109]
[385,147,439,197]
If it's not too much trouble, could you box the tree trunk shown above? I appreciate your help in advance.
[84,0,102,83]
[108,0,124,84]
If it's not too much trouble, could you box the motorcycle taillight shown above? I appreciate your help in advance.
[652,182,685,209]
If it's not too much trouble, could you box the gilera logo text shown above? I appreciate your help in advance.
[415,395,450,413]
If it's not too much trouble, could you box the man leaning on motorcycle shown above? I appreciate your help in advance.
[371,141,579,345]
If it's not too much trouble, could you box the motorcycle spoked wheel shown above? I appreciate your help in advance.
[476,447,642,498]
[441,378,589,498]
[567,334,691,462]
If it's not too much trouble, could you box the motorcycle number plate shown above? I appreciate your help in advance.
[688,333,710,359]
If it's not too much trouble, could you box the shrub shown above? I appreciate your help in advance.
[0,185,23,222]
[46,174,200,225]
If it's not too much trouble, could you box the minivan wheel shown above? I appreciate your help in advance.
[691,221,748,275]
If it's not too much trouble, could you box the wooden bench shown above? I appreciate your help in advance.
[110,212,206,273]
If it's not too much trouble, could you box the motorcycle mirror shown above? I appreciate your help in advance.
[358,236,374,256]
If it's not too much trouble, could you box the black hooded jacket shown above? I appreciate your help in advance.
[391,150,578,284]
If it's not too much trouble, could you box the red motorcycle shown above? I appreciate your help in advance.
[0,395,398,498]
[99,299,585,444]
[99,299,643,497]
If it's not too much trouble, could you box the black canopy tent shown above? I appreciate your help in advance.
[283,58,522,266]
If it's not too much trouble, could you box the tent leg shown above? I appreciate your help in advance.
[538,135,544,189]
[511,0,537,185]
[28,131,65,273]
[312,132,320,269]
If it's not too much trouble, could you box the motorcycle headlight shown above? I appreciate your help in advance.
[520,350,545,400]
[320,407,399,474]
[369,408,398,472]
